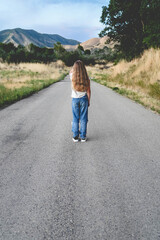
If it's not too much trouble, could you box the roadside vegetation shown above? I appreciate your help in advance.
[87,48,160,114]
[0,61,68,107]
[0,0,160,112]
[86,0,159,115]
[100,0,160,61]
[0,42,95,66]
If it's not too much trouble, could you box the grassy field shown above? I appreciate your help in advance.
[1,49,160,113]
[86,48,160,114]
[0,61,69,107]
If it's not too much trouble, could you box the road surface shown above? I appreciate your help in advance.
[0,75,160,240]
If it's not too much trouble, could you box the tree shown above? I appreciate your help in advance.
[84,49,91,55]
[53,42,66,59]
[77,44,84,53]
[0,43,6,61]
[99,0,160,60]
[62,51,80,66]
[141,0,160,48]
[3,43,16,53]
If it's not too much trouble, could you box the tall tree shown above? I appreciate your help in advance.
[100,0,160,59]
[53,42,66,59]
[141,0,160,48]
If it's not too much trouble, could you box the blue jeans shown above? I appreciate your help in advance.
[72,95,88,138]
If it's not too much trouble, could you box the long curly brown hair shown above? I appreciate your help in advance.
[72,60,90,92]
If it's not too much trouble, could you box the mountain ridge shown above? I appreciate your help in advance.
[63,36,115,53]
[0,28,80,47]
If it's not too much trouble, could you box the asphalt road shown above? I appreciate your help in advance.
[0,75,160,240]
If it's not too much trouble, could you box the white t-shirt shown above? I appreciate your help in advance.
[69,73,87,98]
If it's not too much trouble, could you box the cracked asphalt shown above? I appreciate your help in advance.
[0,75,160,240]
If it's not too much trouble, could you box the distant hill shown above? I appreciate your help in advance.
[0,28,80,47]
[63,36,115,52]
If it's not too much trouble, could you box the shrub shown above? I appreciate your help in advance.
[149,83,160,100]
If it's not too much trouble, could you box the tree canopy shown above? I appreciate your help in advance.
[99,0,160,59]
[0,42,95,66]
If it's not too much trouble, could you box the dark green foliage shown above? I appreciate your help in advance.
[77,44,85,53]
[100,0,160,60]
[61,51,80,66]
[141,0,160,48]
[53,42,66,59]
[53,42,95,66]
[28,43,56,63]
[84,49,91,55]
[60,50,95,66]
[0,42,56,64]
[91,46,120,63]
[0,42,95,66]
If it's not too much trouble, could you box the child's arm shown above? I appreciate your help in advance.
[87,80,91,107]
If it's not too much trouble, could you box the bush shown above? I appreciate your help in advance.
[60,50,95,66]
[0,42,95,66]
[149,83,160,100]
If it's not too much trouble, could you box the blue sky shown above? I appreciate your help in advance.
[0,0,109,42]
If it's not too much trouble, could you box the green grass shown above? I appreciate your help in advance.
[92,77,160,114]
[111,86,144,104]
[137,80,147,88]
[0,73,66,107]
[149,83,160,100]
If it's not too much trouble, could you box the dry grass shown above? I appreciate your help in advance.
[108,48,160,84]
[0,60,69,89]
[0,60,69,107]
[87,48,160,114]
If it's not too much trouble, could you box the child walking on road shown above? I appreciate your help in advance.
[69,60,91,142]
